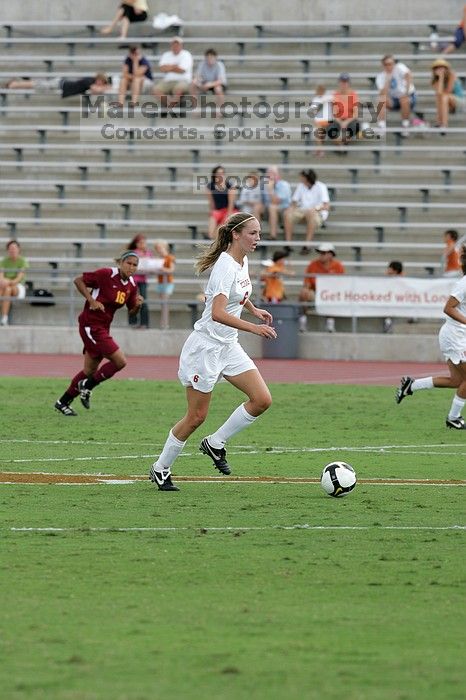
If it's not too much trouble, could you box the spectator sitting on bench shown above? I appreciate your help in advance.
[442,3,466,54]
[329,73,360,148]
[376,55,416,138]
[101,0,149,39]
[206,165,239,240]
[442,229,462,277]
[431,58,465,129]
[298,243,345,333]
[260,249,294,303]
[236,171,263,217]
[191,48,227,112]
[284,169,330,255]
[118,45,152,106]
[383,260,404,333]
[257,166,292,240]
[6,74,110,97]
[310,84,334,156]
[0,239,29,327]
[153,36,193,112]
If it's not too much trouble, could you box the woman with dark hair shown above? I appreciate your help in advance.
[128,233,151,328]
[205,165,238,239]
[149,212,277,491]
[284,169,330,255]
[431,58,464,128]
[54,252,143,416]
[396,247,466,430]
[101,0,149,39]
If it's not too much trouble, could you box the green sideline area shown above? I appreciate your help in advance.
[0,378,465,700]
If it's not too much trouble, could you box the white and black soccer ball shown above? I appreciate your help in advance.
[320,461,356,497]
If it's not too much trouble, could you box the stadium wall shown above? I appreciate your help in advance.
[0,328,444,362]
[0,0,460,22]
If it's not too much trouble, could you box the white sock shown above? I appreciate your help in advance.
[154,429,186,472]
[208,404,257,448]
[448,394,466,420]
[1,315,8,324]
[377,120,386,128]
[402,119,410,127]
[411,377,434,391]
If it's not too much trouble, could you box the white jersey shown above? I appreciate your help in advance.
[194,251,252,344]
[444,275,466,330]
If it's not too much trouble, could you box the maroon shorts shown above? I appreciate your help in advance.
[79,324,119,359]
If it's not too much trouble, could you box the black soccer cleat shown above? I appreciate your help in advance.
[78,379,92,410]
[54,399,77,416]
[199,438,231,475]
[395,376,413,404]
[149,465,180,491]
[446,416,466,430]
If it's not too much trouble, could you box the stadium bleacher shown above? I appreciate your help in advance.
[0,17,464,332]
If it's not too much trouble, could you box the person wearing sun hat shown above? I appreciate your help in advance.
[431,58,465,128]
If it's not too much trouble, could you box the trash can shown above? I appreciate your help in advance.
[261,303,301,359]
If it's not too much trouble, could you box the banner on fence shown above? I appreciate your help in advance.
[315,275,458,318]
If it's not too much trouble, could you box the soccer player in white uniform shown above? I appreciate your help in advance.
[150,212,277,491]
[396,247,466,429]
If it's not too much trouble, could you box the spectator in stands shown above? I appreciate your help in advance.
[236,171,263,217]
[258,166,292,240]
[376,55,416,137]
[442,4,466,54]
[431,58,465,128]
[206,165,238,239]
[101,0,149,39]
[0,240,28,326]
[329,73,360,147]
[128,234,152,328]
[154,240,176,329]
[54,252,143,416]
[298,243,345,333]
[284,169,330,255]
[6,74,110,97]
[153,37,193,110]
[260,249,294,303]
[310,84,334,156]
[442,230,462,277]
[383,260,404,333]
[191,48,227,111]
[118,45,153,106]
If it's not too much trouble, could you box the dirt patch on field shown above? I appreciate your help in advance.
[1,472,465,486]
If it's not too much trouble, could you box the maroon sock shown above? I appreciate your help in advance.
[90,361,120,387]
[64,370,88,399]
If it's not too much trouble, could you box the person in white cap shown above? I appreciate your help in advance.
[298,243,345,332]
[153,36,193,110]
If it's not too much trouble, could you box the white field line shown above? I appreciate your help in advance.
[1,442,465,466]
[8,525,466,533]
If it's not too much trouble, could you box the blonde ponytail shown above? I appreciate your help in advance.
[195,212,256,274]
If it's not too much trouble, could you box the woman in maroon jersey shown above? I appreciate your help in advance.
[54,252,143,415]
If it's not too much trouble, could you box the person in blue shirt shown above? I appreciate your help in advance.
[258,166,292,240]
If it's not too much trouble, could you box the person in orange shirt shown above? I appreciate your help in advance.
[299,243,345,332]
[154,239,176,329]
[443,4,466,54]
[260,249,294,303]
[329,73,360,146]
[443,229,462,277]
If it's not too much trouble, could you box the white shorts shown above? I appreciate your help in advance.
[439,322,466,365]
[178,330,256,393]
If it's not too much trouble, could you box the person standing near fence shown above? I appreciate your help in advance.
[54,252,143,416]
[128,233,152,328]
[149,213,277,491]
[396,247,466,430]
[154,240,176,329]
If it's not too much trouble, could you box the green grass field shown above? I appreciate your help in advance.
[1,377,465,700]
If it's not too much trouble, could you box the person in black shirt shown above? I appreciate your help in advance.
[206,165,238,239]
[6,74,110,98]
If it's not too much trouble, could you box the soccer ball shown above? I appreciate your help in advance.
[320,461,356,497]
